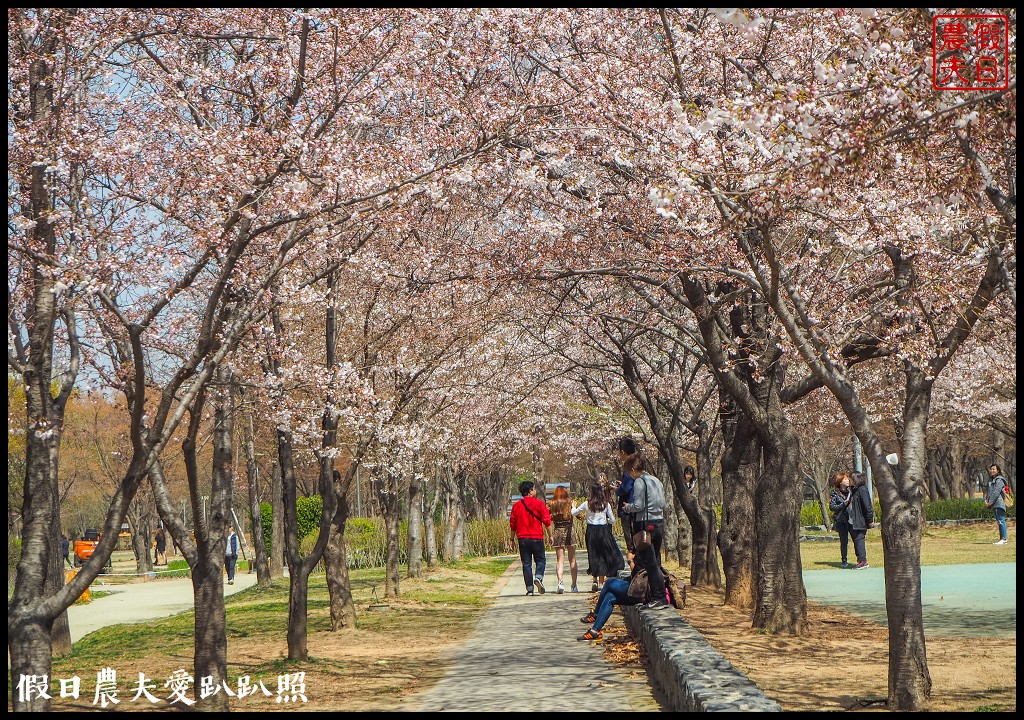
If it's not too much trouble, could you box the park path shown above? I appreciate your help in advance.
[405,551,663,712]
[66,572,258,644]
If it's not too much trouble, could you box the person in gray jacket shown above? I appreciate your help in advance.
[985,464,1010,544]
[623,454,669,609]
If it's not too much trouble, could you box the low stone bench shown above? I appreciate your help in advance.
[618,572,781,711]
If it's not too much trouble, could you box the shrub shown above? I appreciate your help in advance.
[800,503,824,526]
[464,518,513,557]
[924,497,1015,521]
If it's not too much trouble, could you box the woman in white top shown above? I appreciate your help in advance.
[573,483,625,591]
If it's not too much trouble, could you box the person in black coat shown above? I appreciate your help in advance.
[848,472,874,569]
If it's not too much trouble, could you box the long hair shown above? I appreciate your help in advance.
[587,483,607,513]
[548,485,572,521]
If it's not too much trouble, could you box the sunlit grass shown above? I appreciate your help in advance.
[799,521,1015,570]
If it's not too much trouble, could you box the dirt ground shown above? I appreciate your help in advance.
[676,585,1016,712]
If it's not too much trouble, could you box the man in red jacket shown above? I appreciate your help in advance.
[509,480,553,595]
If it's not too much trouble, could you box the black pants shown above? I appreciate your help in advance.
[835,520,850,564]
[226,554,237,581]
[634,520,665,602]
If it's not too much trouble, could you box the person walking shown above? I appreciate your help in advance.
[509,480,553,595]
[829,473,854,568]
[623,454,669,609]
[61,533,72,568]
[547,485,579,593]
[225,525,239,585]
[848,472,874,569]
[573,482,624,592]
[154,528,167,566]
[985,464,1010,544]
[614,437,638,577]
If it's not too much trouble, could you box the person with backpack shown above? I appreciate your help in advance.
[985,464,1010,545]
[829,473,854,568]
[622,453,669,609]
[509,480,553,595]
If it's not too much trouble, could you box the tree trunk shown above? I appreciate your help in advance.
[662,474,680,563]
[271,459,284,579]
[877,368,932,710]
[717,402,757,608]
[407,458,424,579]
[192,556,228,712]
[376,464,403,597]
[751,424,807,635]
[325,493,357,630]
[279,429,310,659]
[425,472,440,567]
[243,403,271,586]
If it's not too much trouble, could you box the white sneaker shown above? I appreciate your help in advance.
[571,585,579,593]
[994,539,1008,544]
[557,582,564,594]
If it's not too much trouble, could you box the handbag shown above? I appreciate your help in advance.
[627,568,649,600]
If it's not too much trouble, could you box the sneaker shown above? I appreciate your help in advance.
[591,582,599,592]
[840,562,850,569]
[557,582,565,594]
[577,629,602,642]
[580,613,596,624]
[535,577,545,594]
[643,598,670,610]
[855,561,869,570]
[994,539,1008,545]
[526,589,535,596]
[228,580,234,585]
[571,585,579,593]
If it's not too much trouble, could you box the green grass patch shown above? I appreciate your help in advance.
[800,521,1016,570]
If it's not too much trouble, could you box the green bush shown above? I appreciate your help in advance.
[925,497,1016,520]
[260,496,325,557]
[800,503,824,526]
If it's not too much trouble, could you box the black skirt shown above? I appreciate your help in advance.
[585,523,625,578]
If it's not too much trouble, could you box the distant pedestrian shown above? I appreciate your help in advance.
[623,454,669,609]
[547,486,579,594]
[61,533,72,568]
[154,528,167,566]
[683,465,696,494]
[985,464,1010,545]
[829,473,854,568]
[225,525,239,585]
[848,472,874,569]
[573,483,624,592]
[509,480,553,595]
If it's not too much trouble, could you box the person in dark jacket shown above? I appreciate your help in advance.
[848,472,874,569]
[509,480,553,595]
[829,473,854,568]
[61,534,72,568]
[985,464,1010,544]
[614,437,638,573]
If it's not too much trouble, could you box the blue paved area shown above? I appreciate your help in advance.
[802,563,1016,637]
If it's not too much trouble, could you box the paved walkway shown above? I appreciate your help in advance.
[66,572,258,644]
[407,551,664,712]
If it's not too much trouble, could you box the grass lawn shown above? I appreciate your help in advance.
[42,556,516,710]
[799,520,1016,570]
